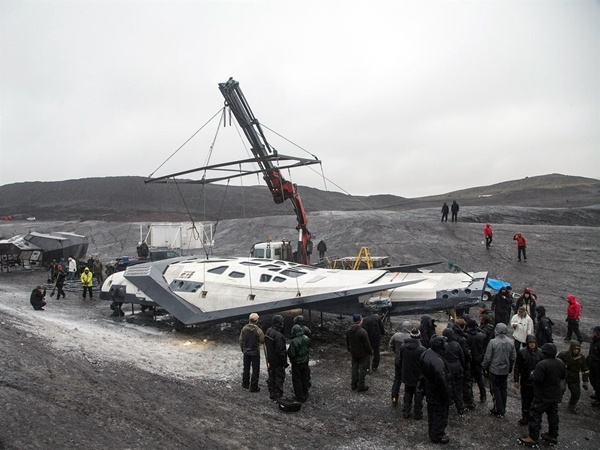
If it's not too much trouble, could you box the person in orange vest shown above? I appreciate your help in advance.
[484,224,493,248]
[513,232,527,262]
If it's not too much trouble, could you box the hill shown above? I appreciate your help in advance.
[0,173,598,222]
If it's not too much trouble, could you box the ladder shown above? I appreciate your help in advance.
[352,247,373,270]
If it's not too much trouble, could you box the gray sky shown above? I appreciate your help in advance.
[1,0,598,198]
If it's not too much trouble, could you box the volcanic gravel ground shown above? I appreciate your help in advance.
[1,209,600,449]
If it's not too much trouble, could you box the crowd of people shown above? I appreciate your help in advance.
[238,295,599,446]
[35,254,107,309]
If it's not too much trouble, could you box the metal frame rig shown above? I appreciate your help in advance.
[145,78,321,265]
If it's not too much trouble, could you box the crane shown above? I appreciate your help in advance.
[146,78,321,265]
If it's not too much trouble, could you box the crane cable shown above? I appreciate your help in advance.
[148,108,224,179]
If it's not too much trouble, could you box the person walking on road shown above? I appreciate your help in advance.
[484,223,493,248]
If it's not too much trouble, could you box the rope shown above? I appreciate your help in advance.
[148,108,224,178]
[261,123,319,160]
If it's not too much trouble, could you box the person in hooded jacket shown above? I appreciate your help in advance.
[480,315,495,352]
[491,287,513,326]
[482,323,517,418]
[347,314,372,392]
[361,307,385,372]
[420,336,453,444]
[519,343,566,447]
[80,267,93,299]
[389,320,414,406]
[484,223,493,248]
[265,315,288,400]
[565,294,583,343]
[514,288,537,325]
[293,315,312,386]
[398,328,426,419]
[514,335,543,425]
[535,306,554,347]
[442,328,466,416]
[511,306,535,353]
[419,315,437,349]
[465,319,487,403]
[557,341,589,414]
[239,313,265,392]
[478,302,495,326]
[288,324,311,402]
[451,322,475,408]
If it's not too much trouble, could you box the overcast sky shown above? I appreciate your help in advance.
[1,0,598,198]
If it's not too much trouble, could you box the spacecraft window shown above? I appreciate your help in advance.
[207,265,228,274]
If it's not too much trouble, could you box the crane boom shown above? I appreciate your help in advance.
[218,78,312,264]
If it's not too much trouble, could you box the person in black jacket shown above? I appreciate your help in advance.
[442,328,466,416]
[419,315,437,348]
[519,343,566,447]
[465,319,487,403]
[55,265,67,299]
[316,239,327,259]
[589,326,600,407]
[398,329,426,419]
[265,315,288,400]
[450,200,459,222]
[451,323,475,409]
[514,335,543,426]
[535,306,554,347]
[347,314,372,392]
[420,336,453,444]
[30,286,47,310]
[361,307,385,372]
[441,202,449,222]
[491,287,513,326]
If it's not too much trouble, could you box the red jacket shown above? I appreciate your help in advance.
[484,224,493,237]
[513,233,527,247]
[567,295,581,320]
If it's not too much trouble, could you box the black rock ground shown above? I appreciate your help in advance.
[1,202,600,449]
